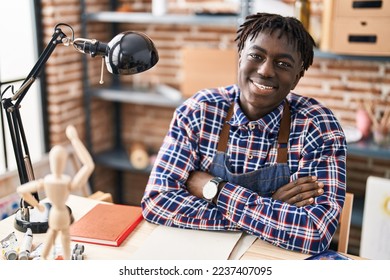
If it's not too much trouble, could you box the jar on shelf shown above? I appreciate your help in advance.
[294,0,310,31]
[152,0,167,16]
[356,108,372,139]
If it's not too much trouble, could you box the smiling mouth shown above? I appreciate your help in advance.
[253,81,274,91]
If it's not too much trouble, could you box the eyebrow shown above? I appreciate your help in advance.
[249,45,297,64]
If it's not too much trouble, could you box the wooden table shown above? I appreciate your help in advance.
[0,195,362,260]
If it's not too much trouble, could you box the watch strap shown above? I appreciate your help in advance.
[210,176,225,185]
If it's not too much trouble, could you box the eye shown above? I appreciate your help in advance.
[276,61,292,69]
[248,53,263,61]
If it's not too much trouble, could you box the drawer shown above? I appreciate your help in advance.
[328,18,390,56]
[334,0,390,17]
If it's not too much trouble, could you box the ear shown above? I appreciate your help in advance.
[291,72,302,90]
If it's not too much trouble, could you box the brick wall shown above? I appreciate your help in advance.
[41,0,85,144]
[36,0,390,255]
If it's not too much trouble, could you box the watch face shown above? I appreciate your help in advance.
[203,181,218,200]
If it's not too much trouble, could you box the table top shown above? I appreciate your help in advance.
[0,195,362,260]
[347,136,390,160]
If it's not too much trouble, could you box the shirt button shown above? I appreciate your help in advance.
[248,154,253,159]
[249,123,256,130]
[226,212,231,217]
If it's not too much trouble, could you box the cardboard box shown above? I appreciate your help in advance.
[181,48,238,98]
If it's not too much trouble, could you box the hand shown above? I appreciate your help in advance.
[36,203,46,212]
[65,125,78,141]
[272,176,324,207]
[186,171,213,199]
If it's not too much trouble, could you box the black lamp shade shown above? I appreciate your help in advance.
[106,31,159,75]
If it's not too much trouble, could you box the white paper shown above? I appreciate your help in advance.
[360,176,390,259]
[228,232,257,260]
[130,225,243,260]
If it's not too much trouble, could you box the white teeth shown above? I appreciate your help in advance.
[253,82,273,90]
[260,85,272,90]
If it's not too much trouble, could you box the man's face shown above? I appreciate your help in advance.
[238,31,303,119]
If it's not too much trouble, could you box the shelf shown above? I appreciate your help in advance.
[347,137,390,160]
[94,147,152,173]
[314,49,390,62]
[88,87,184,108]
[85,12,240,26]
[85,12,390,62]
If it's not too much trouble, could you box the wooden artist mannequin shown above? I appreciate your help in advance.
[17,125,95,260]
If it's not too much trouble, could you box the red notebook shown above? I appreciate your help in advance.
[69,203,143,247]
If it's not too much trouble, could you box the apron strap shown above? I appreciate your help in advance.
[216,100,291,164]
[276,101,290,164]
[217,105,234,152]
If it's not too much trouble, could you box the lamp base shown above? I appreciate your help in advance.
[14,202,74,233]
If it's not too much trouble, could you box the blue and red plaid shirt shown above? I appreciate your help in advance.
[141,84,347,254]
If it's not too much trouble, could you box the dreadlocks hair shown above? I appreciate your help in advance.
[235,13,316,77]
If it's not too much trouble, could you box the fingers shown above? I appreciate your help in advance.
[282,176,317,192]
[272,175,325,206]
[293,176,317,188]
[294,197,314,207]
[290,187,324,206]
[288,177,324,206]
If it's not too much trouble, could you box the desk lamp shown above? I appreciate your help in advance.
[0,23,159,233]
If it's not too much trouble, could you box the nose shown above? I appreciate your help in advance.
[257,60,275,77]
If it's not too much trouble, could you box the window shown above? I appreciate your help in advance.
[0,1,44,175]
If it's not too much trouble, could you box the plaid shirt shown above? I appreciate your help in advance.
[142,84,347,254]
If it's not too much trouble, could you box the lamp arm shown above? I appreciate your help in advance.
[15,25,70,107]
[1,24,72,208]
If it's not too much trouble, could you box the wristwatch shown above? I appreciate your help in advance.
[202,177,225,203]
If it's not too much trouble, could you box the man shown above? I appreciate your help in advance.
[141,13,346,254]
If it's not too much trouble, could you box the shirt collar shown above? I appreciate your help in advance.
[229,93,285,135]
